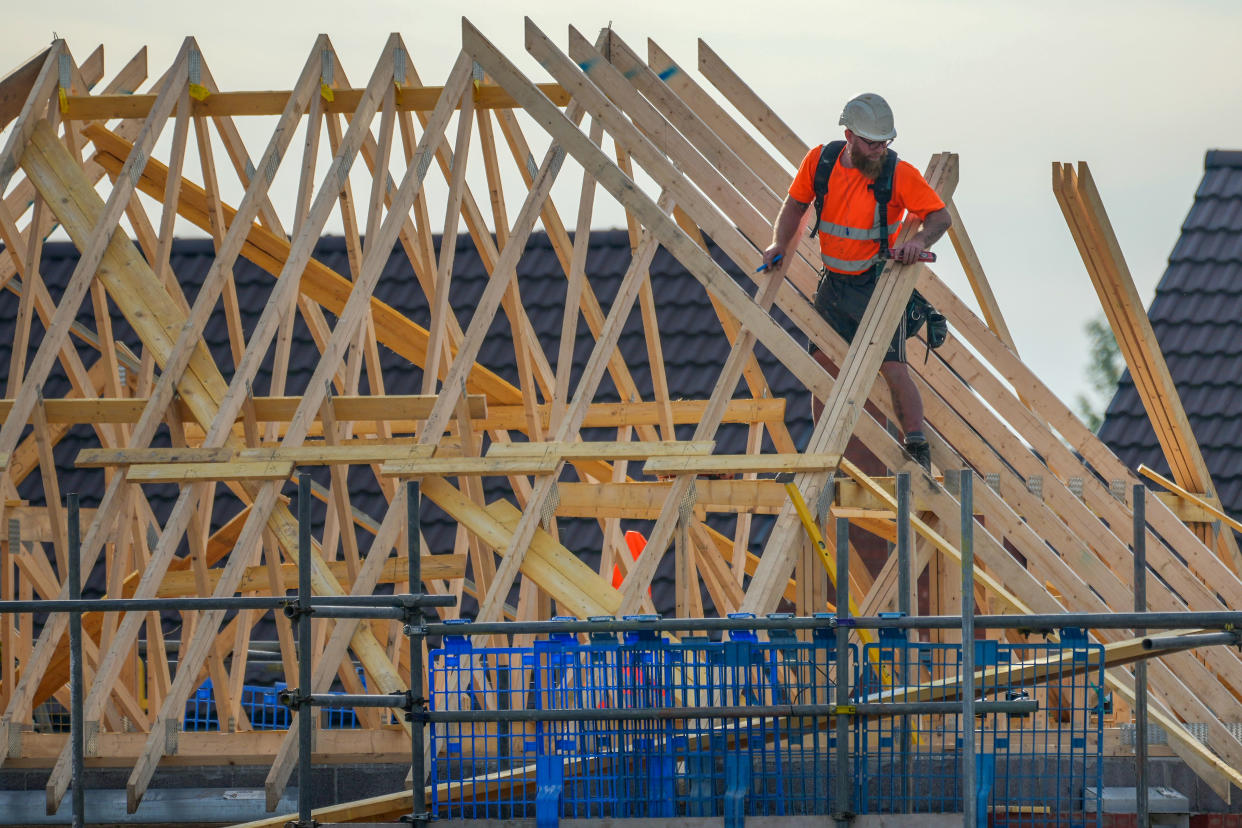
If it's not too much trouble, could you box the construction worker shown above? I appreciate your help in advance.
[761,92,951,471]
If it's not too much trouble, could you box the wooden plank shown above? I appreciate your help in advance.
[1142,464,1242,536]
[0,46,52,130]
[943,197,1019,353]
[482,398,783,431]
[488,440,714,461]
[696,39,804,169]
[422,75,473,396]
[485,500,622,619]
[141,553,466,598]
[75,447,235,468]
[63,82,573,120]
[1,394,489,424]
[7,196,46,394]
[467,184,673,633]
[1061,162,1242,569]
[552,480,786,517]
[0,41,62,195]
[644,38,791,201]
[390,59,557,414]
[238,445,433,466]
[552,116,603,433]
[643,453,839,476]
[125,461,295,484]
[381,456,559,477]
[7,727,414,764]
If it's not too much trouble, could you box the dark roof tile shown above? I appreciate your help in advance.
[1100,149,1242,519]
[8,229,810,619]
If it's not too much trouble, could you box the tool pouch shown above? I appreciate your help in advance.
[905,290,949,362]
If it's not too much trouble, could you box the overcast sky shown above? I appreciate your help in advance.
[4,0,1239,419]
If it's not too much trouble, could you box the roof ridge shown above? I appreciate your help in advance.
[1206,149,1242,168]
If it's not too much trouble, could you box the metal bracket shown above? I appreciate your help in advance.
[540,483,560,532]
[278,687,307,712]
[84,719,99,756]
[395,48,408,84]
[816,472,836,527]
[403,621,429,637]
[321,50,334,85]
[283,599,315,619]
[678,480,698,523]
[404,692,428,724]
[58,54,72,92]
[1110,479,1127,504]
[163,717,180,755]
[2,718,20,759]
[188,50,202,86]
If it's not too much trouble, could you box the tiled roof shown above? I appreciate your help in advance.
[3,229,814,617]
[1098,150,1242,511]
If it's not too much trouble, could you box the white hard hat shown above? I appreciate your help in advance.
[839,93,896,142]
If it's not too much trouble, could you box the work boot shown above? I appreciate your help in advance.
[903,438,931,472]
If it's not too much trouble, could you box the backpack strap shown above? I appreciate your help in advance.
[808,142,901,263]
[871,149,899,258]
[807,140,846,238]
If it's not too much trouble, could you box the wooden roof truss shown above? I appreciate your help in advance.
[0,19,1238,815]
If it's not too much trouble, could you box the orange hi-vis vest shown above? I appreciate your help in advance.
[789,144,945,275]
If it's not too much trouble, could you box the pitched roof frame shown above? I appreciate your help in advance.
[1,18,1241,813]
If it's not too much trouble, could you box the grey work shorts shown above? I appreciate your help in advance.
[810,265,906,363]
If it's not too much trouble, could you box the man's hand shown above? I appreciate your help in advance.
[761,243,786,272]
[889,240,929,265]
[763,195,810,273]
[889,207,951,265]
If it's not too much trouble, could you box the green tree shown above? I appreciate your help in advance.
[1075,314,1122,432]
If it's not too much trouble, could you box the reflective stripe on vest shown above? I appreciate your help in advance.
[816,204,888,272]
[820,251,880,272]
[818,204,885,240]
[817,219,885,240]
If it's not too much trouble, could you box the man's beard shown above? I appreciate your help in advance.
[853,148,885,179]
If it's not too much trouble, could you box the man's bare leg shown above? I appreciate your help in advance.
[878,360,923,437]
[809,351,924,435]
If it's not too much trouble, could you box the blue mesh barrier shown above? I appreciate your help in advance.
[179,676,365,731]
[857,628,1105,827]
[430,616,851,820]
[429,620,1105,825]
